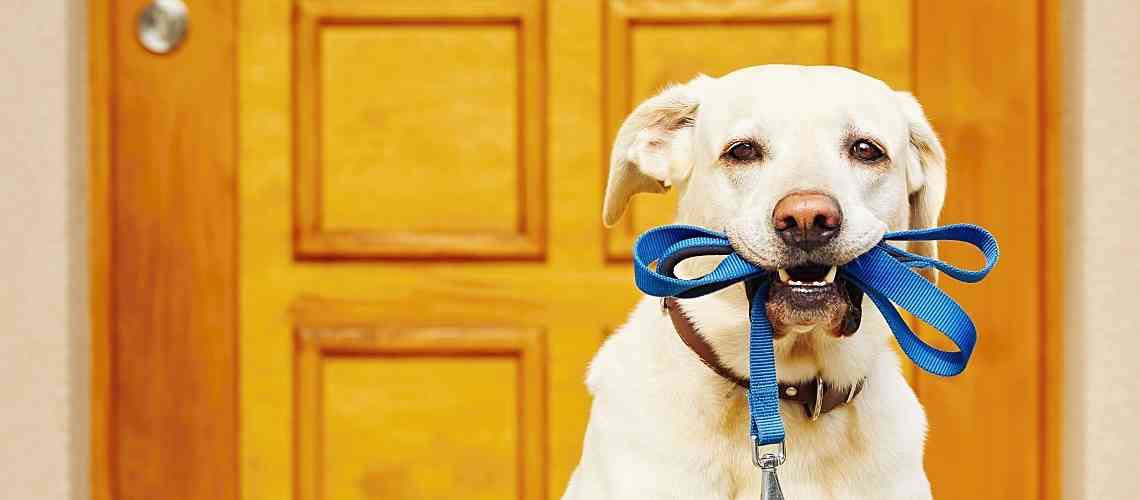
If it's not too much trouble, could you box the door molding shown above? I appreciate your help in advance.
[1040,0,1064,498]
[89,1,110,498]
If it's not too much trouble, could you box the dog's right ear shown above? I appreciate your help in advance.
[602,76,707,227]
[896,91,947,283]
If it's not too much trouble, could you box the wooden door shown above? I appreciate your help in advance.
[94,1,1060,499]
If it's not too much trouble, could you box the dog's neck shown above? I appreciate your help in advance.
[671,282,886,389]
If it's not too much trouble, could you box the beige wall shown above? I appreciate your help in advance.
[1064,0,1140,498]
[0,1,87,499]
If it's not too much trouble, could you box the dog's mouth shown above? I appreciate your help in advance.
[766,264,863,337]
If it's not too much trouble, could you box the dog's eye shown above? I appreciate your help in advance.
[726,141,761,162]
[850,139,886,162]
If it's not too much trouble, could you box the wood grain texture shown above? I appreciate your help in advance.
[101,0,239,499]
[913,1,1047,498]
[319,24,520,234]
[292,1,547,260]
[293,319,546,500]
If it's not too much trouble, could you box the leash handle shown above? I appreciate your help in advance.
[633,225,766,298]
[844,223,1000,376]
[881,224,1000,283]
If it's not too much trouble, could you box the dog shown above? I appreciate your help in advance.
[562,65,944,499]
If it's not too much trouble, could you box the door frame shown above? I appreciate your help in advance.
[89,1,1065,499]
[1040,1,1065,498]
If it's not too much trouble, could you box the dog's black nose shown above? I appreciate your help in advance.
[772,192,842,251]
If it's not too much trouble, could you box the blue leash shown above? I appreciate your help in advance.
[632,224,999,447]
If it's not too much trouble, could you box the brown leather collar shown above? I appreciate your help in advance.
[664,297,865,420]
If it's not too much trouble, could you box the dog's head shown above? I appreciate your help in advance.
[604,65,946,339]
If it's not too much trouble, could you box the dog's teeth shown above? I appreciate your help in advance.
[824,265,838,284]
[789,280,804,286]
[778,268,790,283]
[813,281,826,286]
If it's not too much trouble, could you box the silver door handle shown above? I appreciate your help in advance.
[137,0,188,54]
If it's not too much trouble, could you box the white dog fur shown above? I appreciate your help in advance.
[563,65,946,499]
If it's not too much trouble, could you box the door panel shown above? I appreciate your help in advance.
[603,0,854,258]
[322,357,520,499]
[294,319,545,500]
[318,24,521,234]
[622,22,832,250]
[292,0,546,259]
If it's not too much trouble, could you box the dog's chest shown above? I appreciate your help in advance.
[695,395,860,500]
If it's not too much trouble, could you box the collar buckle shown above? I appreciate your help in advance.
[809,376,824,421]
[846,379,861,404]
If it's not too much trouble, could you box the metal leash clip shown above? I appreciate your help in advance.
[753,437,786,500]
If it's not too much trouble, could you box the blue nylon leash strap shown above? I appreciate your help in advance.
[632,224,999,447]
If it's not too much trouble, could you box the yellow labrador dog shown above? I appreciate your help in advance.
[563,65,944,499]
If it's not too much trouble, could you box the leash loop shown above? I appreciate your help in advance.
[632,223,999,446]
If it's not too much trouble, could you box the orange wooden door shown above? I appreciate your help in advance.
[96,1,1058,499]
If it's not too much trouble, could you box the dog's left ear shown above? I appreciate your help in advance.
[602,75,708,227]
[896,91,947,283]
